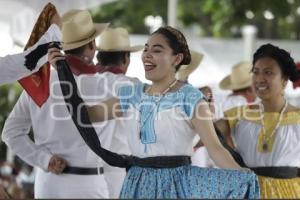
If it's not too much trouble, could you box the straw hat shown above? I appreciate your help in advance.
[219,61,252,90]
[62,9,109,51]
[97,27,143,52]
[176,50,204,81]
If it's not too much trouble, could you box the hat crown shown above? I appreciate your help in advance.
[100,28,129,50]
[62,10,96,45]
[219,61,252,90]
[176,50,204,81]
[230,62,252,85]
[97,27,143,52]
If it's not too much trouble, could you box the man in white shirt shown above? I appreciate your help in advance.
[2,9,135,198]
[95,27,143,198]
[216,61,257,147]
[0,14,61,200]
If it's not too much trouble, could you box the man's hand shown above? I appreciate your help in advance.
[48,46,65,69]
[48,155,68,174]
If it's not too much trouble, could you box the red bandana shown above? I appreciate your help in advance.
[66,56,101,75]
[97,64,125,75]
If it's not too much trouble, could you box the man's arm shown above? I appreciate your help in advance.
[0,24,61,86]
[1,91,53,171]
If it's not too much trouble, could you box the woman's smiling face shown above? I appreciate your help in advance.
[141,33,179,82]
[252,57,287,101]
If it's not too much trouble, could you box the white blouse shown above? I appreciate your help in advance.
[118,83,204,158]
[225,106,300,167]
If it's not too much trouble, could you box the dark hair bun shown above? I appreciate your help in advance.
[253,43,299,82]
[153,26,191,67]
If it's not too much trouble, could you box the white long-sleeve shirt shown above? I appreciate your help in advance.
[0,24,61,86]
[2,70,136,171]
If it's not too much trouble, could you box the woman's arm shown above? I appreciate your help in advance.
[191,100,242,169]
[87,97,123,122]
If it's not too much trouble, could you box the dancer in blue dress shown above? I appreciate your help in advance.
[49,26,259,199]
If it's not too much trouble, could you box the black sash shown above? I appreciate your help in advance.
[214,126,247,168]
[56,58,130,168]
[25,42,57,70]
[126,156,191,168]
[251,166,300,179]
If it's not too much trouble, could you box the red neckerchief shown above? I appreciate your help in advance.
[66,55,101,75]
[97,64,125,74]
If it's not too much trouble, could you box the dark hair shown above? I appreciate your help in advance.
[252,43,300,82]
[152,26,191,71]
[96,51,129,66]
[64,41,93,56]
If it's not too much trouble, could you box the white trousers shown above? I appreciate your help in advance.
[104,165,126,198]
[34,168,109,198]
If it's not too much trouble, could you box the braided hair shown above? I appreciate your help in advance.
[152,26,191,71]
[253,43,300,82]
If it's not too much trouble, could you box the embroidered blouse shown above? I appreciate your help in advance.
[225,106,300,167]
[118,83,204,157]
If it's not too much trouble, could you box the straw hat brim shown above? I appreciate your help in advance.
[63,23,109,51]
[219,75,252,90]
[176,51,204,80]
[97,45,144,52]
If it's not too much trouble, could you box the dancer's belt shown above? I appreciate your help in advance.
[63,166,104,175]
[126,156,191,168]
[251,166,300,179]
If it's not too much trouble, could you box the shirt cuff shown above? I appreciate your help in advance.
[39,151,53,171]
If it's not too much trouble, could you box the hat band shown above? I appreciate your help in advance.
[65,29,96,45]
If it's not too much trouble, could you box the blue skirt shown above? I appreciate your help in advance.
[120,165,259,199]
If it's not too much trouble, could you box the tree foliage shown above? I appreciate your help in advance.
[0,84,22,159]
[91,0,300,39]
[91,0,168,34]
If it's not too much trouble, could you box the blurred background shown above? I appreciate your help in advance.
[0,0,300,198]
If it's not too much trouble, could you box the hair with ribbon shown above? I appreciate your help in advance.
[152,26,191,71]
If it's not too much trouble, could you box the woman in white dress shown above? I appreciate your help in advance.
[216,43,300,198]
[49,26,259,199]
